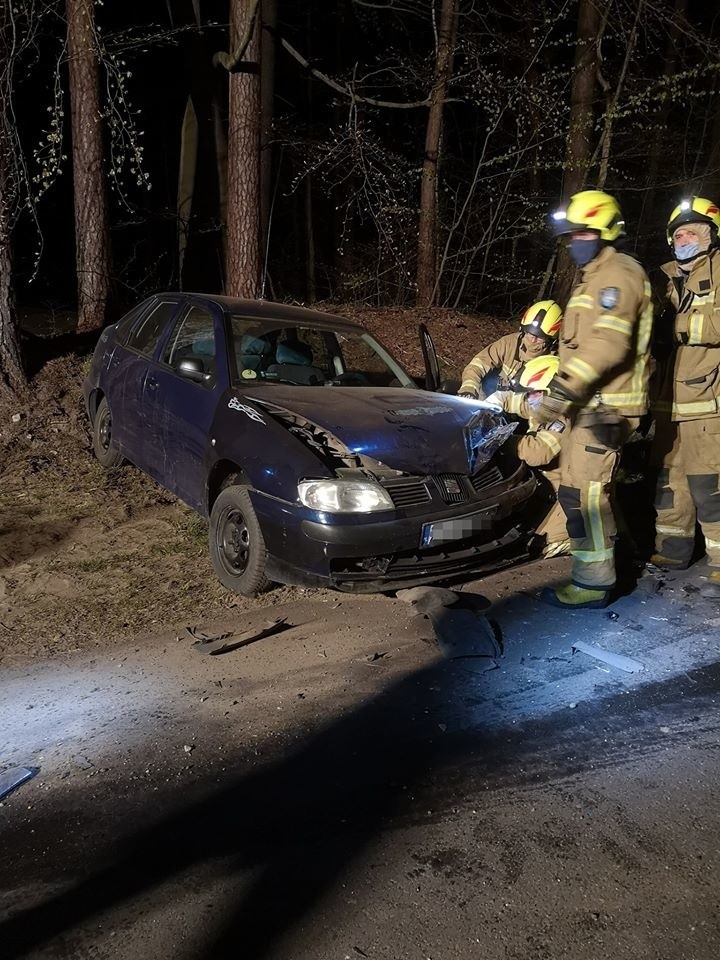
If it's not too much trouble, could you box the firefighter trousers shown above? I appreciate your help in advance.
[535,466,568,544]
[557,416,639,590]
[653,417,720,569]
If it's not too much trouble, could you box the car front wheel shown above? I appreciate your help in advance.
[209,486,270,596]
[92,397,124,468]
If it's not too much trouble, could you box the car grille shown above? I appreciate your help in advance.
[382,477,431,508]
[470,464,504,493]
[382,463,506,509]
[431,473,467,504]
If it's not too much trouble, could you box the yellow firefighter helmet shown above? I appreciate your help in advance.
[666,196,720,245]
[519,300,562,342]
[519,354,560,392]
[551,189,625,242]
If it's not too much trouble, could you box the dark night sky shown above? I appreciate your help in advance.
[11,0,720,320]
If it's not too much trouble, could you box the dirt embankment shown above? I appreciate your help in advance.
[0,307,510,660]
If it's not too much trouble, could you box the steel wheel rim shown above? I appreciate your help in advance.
[99,408,112,451]
[219,508,251,575]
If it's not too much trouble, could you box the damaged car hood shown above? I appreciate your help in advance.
[241,385,514,475]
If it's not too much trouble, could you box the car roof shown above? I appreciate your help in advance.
[152,293,363,333]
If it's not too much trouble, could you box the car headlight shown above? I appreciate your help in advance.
[298,479,394,513]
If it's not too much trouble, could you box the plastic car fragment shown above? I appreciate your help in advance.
[191,617,290,655]
[464,410,518,474]
[571,639,644,673]
[0,766,37,801]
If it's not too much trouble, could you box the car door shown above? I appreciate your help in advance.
[419,323,460,394]
[144,301,227,510]
[105,298,183,468]
[419,322,441,391]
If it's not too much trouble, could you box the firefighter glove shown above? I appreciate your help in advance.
[535,377,575,423]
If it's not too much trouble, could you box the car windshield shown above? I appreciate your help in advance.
[227,315,416,388]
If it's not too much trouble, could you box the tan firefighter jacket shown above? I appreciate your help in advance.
[460,333,544,397]
[556,246,653,417]
[493,392,565,467]
[656,249,720,421]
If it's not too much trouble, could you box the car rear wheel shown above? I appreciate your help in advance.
[209,486,271,596]
[93,397,124,468]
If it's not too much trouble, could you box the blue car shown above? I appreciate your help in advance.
[83,295,538,595]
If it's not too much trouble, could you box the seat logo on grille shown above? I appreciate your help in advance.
[443,477,461,495]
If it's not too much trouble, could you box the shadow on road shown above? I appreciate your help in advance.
[2,626,719,960]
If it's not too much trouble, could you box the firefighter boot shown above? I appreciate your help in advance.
[539,583,610,609]
[648,553,690,570]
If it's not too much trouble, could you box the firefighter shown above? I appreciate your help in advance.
[458,300,562,400]
[650,197,720,598]
[487,355,570,558]
[536,189,653,609]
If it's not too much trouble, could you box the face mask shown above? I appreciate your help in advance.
[569,238,602,266]
[674,241,700,262]
[522,335,546,356]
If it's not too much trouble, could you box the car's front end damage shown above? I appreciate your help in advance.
[233,389,540,592]
[266,455,537,592]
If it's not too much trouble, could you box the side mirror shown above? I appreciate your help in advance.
[176,358,207,383]
[438,378,461,395]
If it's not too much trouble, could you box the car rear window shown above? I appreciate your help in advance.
[126,301,178,357]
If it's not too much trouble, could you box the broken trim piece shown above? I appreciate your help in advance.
[0,766,38,801]
[571,639,644,673]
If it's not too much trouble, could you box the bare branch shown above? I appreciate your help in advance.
[213,0,260,71]
[274,29,439,109]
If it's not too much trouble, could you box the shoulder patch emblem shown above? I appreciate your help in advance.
[599,287,620,309]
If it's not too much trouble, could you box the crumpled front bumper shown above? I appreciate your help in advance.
[255,463,538,592]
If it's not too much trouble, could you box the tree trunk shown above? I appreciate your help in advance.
[177,97,199,288]
[553,0,604,305]
[303,4,316,303]
[66,0,111,333]
[212,94,229,275]
[636,0,688,241]
[596,0,643,190]
[0,120,25,398]
[705,84,720,202]
[260,0,277,288]
[0,8,26,398]
[304,173,316,302]
[415,0,458,307]
[225,0,262,298]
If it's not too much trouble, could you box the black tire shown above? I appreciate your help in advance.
[209,486,271,596]
[93,397,124,468]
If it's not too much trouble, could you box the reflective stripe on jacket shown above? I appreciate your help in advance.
[655,250,720,421]
[460,333,524,396]
[557,246,653,417]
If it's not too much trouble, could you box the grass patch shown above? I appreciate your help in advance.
[64,553,139,574]
[174,510,208,546]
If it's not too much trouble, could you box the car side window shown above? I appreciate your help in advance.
[126,301,177,357]
[163,306,216,385]
[114,300,150,344]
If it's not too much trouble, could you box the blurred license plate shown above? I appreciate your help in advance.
[421,505,498,547]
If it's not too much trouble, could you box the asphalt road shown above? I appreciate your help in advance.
[1,557,719,959]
